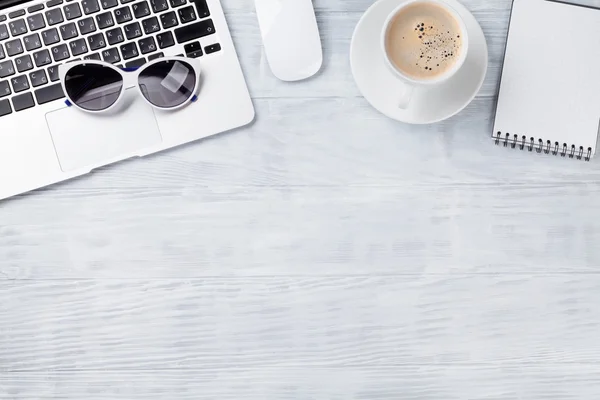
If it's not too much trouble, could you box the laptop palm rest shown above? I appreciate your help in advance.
[45,90,163,173]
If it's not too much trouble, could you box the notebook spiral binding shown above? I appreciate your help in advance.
[494,132,592,162]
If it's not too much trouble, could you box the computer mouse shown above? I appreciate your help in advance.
[254,0,323,81]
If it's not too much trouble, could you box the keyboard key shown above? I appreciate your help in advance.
[8,10,25,18]
[141,16,159,34]
[35,82,64,104]
[33,49,52,66]
[123,21,140,39]
[204,42,220,54]
[114,6,132,23]
[177,5,195,23]
[0,45,4,59]
[0,25,8,40]
[29,69,48,87]
[106,26,124,44]
[187,49,201,58]
[28,4,45,12]
[0,98,11,116]
[45,8,63,25]
[125,57,144,68]
[174,18,213,43]
[138,36,155,54]
[121,0,134,3]
[160,11,177,29]
[0,80,10,97]
[5,39,23,56]
[47,64,59,81]
[120,41,137,59]
[51,43,69,60]
[102,0,118,9]
[46,0,64,7]
[147,51,162,60]
[27,13,46,31]
[87,32,105,50]
[191,0,208,18]
[42,34,68,54]
[132,1,150,18]
[101,47,120,62]
[63,3,82,20]
[96,11,114,28]
[150,0,168,13]
[15,54,33,72]
[169,0,185,7]
[9,19,28,36]
[11,74,29,92]
[60,21,78,39]
[84,52,101,59]
[0,60,15,77]
[23,33,42,51]
[78,16,96,34]
[69,37,88,55]
[81,0,100,14]
[0,15,6,22]
[156,30,173,48]
[183,40,199,54]
[12,91,34,111]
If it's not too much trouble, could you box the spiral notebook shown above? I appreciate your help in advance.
[493,0,600,161]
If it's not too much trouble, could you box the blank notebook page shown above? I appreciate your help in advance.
[493,0,600,157]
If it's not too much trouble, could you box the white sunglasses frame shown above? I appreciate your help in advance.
[58,56,203,113]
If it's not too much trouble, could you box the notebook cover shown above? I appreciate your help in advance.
[492,0,600,160]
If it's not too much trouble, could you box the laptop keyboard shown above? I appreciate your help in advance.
[0,0,220,118]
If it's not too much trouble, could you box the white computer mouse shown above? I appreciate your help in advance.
[255,0,323,81]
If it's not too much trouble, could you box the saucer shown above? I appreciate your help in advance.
[350,0,488,124]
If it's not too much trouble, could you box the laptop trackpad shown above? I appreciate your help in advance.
[46,92,163,172]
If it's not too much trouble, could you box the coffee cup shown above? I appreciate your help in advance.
[381,0,469,109]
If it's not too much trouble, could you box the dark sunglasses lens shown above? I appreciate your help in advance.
[138,60,196,108]
[64,64,123,111]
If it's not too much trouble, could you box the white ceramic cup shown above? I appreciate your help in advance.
[381,0,469,109]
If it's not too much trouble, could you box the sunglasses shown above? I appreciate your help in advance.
[59,57,202,113]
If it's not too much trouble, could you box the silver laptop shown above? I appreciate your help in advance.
[0,0,254,200]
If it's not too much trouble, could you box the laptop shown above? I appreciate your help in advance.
[0,0,254,200]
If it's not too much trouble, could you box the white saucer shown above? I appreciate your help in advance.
[350,0,488,124]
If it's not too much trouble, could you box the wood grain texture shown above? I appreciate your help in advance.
[1,98,600,278]
[3,276,600,370]
[1,96,596,195]
[2,183,600,278]
[227,9,512,99]
[3,0,600,398]
[3,366,600,399]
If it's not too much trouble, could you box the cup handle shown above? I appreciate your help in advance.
[398,81,414,109]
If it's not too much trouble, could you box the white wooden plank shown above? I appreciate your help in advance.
[3,96,597,198]
[2,182,600,279]
[2,365,600,399]
[2,276,600,370]
[222,0,600,14]
[220,0,516,14]
[226,9,511,99]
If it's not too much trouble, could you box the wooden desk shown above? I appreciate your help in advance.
[2,0,600,397]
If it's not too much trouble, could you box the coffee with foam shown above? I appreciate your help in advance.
[385,2,463,80]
